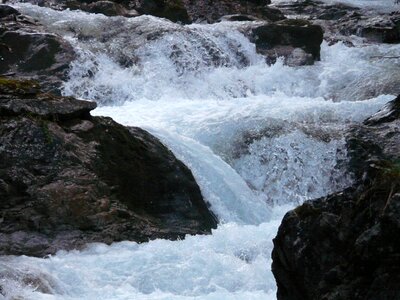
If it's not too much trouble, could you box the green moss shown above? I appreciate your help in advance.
[39,120,53,145]
[382,159,400,180]
[0,77,40,95]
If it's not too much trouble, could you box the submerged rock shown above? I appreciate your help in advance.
[0,5,75,94]
[272,95,400,300]
[0,78,217,257]
[0,263,59,295]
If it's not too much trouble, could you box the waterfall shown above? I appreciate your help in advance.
[2,2,399,299]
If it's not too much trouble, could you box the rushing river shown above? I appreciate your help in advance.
[1,1,400,299]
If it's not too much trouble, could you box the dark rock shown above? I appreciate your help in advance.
[182,0,285,23]
[272,95,400,300]
[0,7,75,94]
[364,95,400,126]
[19,0,284,23]
[0,78,217,257]
[0,78,96,119]
[272,0,400,44]
[219,14,261,22]
[0,4,20,18]
[357,15,400,43]
[249,19,323,65]
[86,1,138,16]
[134,0,190,23]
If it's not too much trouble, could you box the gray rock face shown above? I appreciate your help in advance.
[272,95,400,300]
[0,78,217,257]
[0,5,75,94]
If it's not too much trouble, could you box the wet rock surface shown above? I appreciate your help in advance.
[11,0,285,23]
[272,95,400,300]
[248,19,323,65]
[0,78,217,257]
[272,0,400,45]
[0,5,75,94]
[182,0,285,23]
[1,3,323,68]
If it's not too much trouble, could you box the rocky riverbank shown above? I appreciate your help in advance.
[0,0,400,298]
[269,2,400,299]
[0,78,217,257]
[0,5,75,94]
[6,0,285,23]
[272,95,400,300]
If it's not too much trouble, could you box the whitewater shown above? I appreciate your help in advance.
[1,0,400,299]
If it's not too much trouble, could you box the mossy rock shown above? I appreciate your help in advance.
[0,77,40,96]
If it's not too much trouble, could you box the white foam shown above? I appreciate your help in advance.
[1,206,292,300]
[271,0,399,12]
[2,4,399,300]
[93,94,392,207]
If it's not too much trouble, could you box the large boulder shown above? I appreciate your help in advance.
[85,1,139,17]
[272,95,400,300]
[247,19,324,65]
[133,0,190,23]
[0,78,217,257]
[0,5,75,94]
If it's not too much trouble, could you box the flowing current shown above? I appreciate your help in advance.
[2,1,400,299]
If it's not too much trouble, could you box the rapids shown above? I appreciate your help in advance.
[1,1,400,299]
[272,0,399,12]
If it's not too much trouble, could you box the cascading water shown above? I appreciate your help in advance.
[1,1,400,299]
[272,0,399,12]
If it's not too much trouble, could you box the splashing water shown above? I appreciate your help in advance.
[2,3,400,300]
[271,0,400,12]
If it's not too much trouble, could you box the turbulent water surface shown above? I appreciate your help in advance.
[272,0,399,12]
[2,1,400,299]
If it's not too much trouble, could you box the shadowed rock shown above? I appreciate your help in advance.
[0,5,75,94]
[0,78,217,257]
[272,95,400,300]
[13,0,285,23]
[249,19,324,65]
[182,0,284,23]
[272,0,400,44]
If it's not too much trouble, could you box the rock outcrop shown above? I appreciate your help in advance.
[182,0,284,23]
[0,5,75,94]
[271,0,400,45]
[0,78,218,257]
[11,0,285,23]
[248,19,323,66]
[272,95,400,300]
